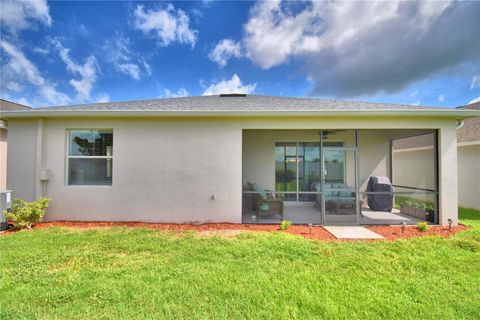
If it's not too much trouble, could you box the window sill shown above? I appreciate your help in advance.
[64,185,113,188]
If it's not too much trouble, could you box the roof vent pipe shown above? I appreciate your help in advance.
[219,93,247,97]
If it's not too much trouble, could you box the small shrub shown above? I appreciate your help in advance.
[279,220,292,231]
[417,222,429,232]
[5,197,50,229]
[405,201,413,207]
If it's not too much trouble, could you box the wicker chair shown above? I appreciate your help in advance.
[247,183,284,220]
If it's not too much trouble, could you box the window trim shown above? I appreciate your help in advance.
[65,129,113,186]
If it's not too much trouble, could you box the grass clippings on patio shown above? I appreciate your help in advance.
[0,208,479,319]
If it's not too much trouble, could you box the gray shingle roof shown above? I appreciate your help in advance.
[391,102,480,149]
[0,99,31,111]
[457,102,480,143]
[458,101,480,111]
[393,134,435,150]
[4,95,453,112]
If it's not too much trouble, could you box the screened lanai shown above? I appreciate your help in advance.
[242,129,438,225]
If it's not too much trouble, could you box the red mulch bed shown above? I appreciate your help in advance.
[0,221,470,242]
[367,224,469,240]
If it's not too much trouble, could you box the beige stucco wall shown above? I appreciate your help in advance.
[397,143,480,210]
[458,144,480,210]
[438,124,458,225]
[6,119,37,200]
[5,116,459,225]
[8,118,243,223]
[357,130,390,192]
[392,147,436,190]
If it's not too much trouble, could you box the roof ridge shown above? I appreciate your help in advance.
[24,94,453,111]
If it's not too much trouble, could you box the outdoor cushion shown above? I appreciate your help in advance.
[326,183,354,198]
[247,182,268,200]
[259,191,268,200]
[259,203,270,211]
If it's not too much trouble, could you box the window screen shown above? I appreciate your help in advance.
[67,130,113,185]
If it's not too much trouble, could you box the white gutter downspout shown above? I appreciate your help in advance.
[0,120,7,192]
[456,119,464,129]
[34,118,44,199]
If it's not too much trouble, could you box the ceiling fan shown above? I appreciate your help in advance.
[318,130,346,139]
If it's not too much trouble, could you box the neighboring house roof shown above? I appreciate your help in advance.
[393,134,434,150]
[457,102,480,144]
[1,95,479,118]
[0,99,31,111]
[393,102,480,150]
[459,101,480,111]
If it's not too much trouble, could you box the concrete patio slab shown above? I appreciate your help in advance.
[324,226,384,239]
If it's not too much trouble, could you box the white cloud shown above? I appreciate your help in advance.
[1,41,44,86]
[96,92,110,103]
[0,0,51,32]
[133,4,198,47]
[102,36,151,80]
[468,96,480,104]
[243,0,322,69]
[471,74,480,89]
[202,74,256,96]
[51,39,98,102]
[0,40,70,106]
[208,39,242,68]
[33,47,49,55]
[15,97,31,106]
[0,94,31,107]
[164,87,189,98]
[438,94,445,102]
[200,0,213,8]
[118,63,141,80]
[241,0,480,97]
[5,81,24,92]
[39,85,71,106]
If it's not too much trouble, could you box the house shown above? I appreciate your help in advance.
[0,99,31,191]
[457,102,480,209]
[393,102,480,210]
[1,94,478,226]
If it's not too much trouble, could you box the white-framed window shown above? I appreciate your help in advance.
[67,129,113,185]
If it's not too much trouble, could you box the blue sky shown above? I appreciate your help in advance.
[1,0,479,108]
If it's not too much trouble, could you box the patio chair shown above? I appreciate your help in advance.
[247,183,284,220]
[325,183,359,215]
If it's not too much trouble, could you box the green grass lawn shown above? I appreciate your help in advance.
[1,209,480,319]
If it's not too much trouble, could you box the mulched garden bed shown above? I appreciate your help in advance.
[1,221,470,241]
[367,224,469,240]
